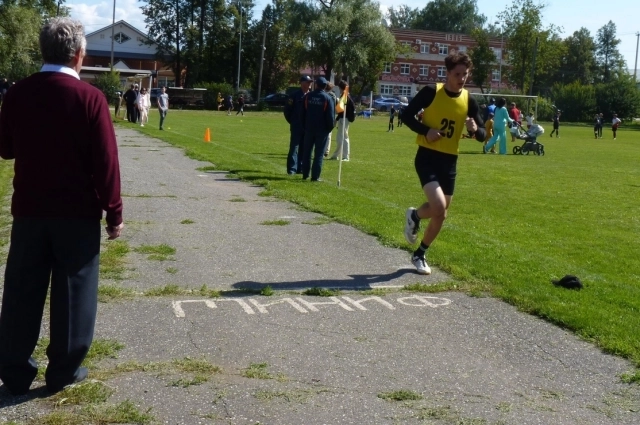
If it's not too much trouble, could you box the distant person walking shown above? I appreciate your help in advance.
[597,113,604,138]
[0,17,123,395]
[216,92,223,111]
[114,90,122,119]
[137,87,150,126]
[323,82,337,157]
[157,86,169,130]
[525,111,534,129]
[508,102,521,141]
[612,114,622,140]
[484,97,513,155]
[123,84,137,122]
[284,76,312,175]
[301,76,335,182]
[550,111,560,138]
[593,113,602,139]
[388,106,396,132]
[236,95,244,116]
[483,113,495,154]
[225,94,233,115]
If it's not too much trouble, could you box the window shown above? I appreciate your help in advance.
[398,86,412,96]
[113,32,131,44]
[419,65,429,76]
[383,62,391,73]
[492,47,502,60]
[437,66,447,78]
[401,41,411,47]
[420,44,429,54]
[458,45,467,52]
[438,44,448,55]
[100,34,105,39]
[400,63,410,75]
[380,84,394,95]
[492,69,501,81]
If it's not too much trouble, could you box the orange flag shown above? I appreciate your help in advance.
[336,85,348,114]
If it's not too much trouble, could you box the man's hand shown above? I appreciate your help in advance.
[106,223,124,240]
[426,128,444,143]
[465,117,477,133]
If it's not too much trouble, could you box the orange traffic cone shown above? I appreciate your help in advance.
[204,128,211,142]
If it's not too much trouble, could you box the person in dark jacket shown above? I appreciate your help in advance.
[301,76,335,182]
[236,94,244,116]
[123,84,137,122]
[283,76,312,175]
[0,17,123,395]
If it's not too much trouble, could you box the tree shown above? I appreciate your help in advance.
[93,68,122,107]
[468,28,496,93]
[549,81,596,122]
[498,0,563,94]
[286,0,396,96]
[413,0,486,34]
[385,5,419,29]
[556,28,597,85]
[0,4,43,80]
[595,21,625,83]
[595,74,640,120]
[142,0,190,87]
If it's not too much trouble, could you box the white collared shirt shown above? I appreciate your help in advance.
[40,64,80,80]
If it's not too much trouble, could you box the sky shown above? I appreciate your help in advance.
[67,0,639,71]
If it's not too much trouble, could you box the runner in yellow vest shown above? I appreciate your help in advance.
[400,52,486,275]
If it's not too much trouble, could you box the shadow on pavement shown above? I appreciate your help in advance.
[232,268,416,291]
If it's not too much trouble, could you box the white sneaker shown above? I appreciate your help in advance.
[412,255,431,275]
[404,208,419,244]
[342,158,349,162]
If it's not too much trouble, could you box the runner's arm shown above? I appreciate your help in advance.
[400,86,436,135]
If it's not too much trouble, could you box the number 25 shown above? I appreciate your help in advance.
[439,118,456,138]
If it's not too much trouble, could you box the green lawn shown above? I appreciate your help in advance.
[125,110,640,369]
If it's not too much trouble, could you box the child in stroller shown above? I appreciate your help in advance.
[511,123,545,155]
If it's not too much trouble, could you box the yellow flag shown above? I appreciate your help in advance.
[336,85,348,114]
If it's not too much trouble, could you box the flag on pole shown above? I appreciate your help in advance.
[335,85,349,114]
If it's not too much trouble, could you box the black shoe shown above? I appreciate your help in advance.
[46,367,88,394]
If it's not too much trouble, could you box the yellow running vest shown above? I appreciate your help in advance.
[416,83,469,155]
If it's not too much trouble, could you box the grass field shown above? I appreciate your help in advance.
[122,109,640,371]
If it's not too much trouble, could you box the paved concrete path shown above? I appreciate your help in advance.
[0,127,638,424]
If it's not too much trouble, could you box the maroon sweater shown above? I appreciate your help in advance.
[0,71,122,226]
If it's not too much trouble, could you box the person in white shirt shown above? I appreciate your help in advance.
[137,87,151,126]
[525,111,534,129]
[611,114,622,140]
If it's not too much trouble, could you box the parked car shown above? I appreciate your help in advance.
[262,93,289,107]
[373,97,408,112]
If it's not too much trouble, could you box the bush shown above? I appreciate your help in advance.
[93,68,122,106]
[549,81,596,122]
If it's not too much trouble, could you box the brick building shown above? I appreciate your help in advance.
[80,20,175,89]
[378,29,505,97]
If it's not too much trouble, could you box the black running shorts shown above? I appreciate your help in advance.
[414,146,458,196]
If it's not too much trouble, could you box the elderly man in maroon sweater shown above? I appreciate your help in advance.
[0,17,123,395]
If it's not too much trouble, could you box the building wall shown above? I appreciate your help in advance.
[82,20,176,88]
[379,29,505,97]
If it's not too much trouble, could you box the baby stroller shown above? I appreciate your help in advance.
[511,123,545,156]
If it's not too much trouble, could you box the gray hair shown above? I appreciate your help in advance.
[40,17,86,65]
